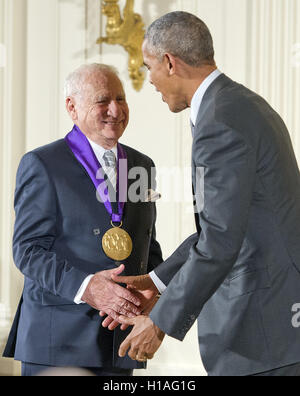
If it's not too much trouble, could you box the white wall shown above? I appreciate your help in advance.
[0,0,299,376]
[0,0,27,376]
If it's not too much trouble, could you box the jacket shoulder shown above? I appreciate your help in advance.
[121,144,155,166]
[214,77,271,117]
[21,139,73,168]
[17,139,71,179]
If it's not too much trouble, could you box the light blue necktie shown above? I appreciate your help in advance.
[103,150,117,190]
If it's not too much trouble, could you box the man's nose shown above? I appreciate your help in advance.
[107,100,121,118]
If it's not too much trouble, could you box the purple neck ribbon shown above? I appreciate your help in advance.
[65,124,127,223]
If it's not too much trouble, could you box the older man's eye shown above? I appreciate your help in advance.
[96,98,109,104]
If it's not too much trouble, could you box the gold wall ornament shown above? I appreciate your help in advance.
[97,0,146,91]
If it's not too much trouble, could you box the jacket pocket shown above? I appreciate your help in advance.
[42,290,75,306]
[229,267,271,299]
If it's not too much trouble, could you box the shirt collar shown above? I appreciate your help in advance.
[190,69,222,126]
[86,137,118,164]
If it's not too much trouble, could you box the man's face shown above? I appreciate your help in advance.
[72,71,129,144]
[142,40,188,113]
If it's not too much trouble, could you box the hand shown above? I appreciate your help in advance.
[82,264,142,321]
[99,294,160,331]
[100,274,159,330]
[117,315,165,362]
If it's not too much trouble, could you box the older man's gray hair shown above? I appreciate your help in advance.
[145,11,215,67]
[64,63,119,99]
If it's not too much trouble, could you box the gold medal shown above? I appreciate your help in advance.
[102,221,133,261]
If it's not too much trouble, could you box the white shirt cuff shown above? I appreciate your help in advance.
[149,270,167,294]
[74,274,94,304]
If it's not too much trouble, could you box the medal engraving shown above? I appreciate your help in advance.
[102,226,133,261]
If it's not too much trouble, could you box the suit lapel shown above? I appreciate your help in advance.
[64,139,124,213]
[194,73,232,129]
[190,76,234,235]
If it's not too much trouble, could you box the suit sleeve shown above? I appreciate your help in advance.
[153,233,199,286]
[150,123,256,341]
[13,152,89,302]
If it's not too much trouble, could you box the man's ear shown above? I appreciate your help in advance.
[66,97,78,121]
[164,53,177,76]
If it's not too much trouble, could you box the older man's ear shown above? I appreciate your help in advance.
[65,97,78,122]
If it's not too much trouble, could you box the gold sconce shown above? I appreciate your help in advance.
[97,0,145,91]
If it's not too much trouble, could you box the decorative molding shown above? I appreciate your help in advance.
[291,0,300,158]
[0,2,26,378]
[0,306,11,373]
[85,0,101,61]
[1,0,12,312]
[0,303,11,331]
[0,355,16,376]
[26,0,62,147]
[0,0,25,316]
[0,1,4,305]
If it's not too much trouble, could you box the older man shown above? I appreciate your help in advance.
[2,64,162,376]
[111,12,300,376]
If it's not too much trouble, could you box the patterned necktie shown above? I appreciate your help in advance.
[103,150,117,190]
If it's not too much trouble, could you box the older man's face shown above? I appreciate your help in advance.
[75,71,129,145]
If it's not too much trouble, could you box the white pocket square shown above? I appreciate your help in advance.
[144,189,162,202]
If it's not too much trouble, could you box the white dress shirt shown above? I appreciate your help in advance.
[190,69,222,126]
[74,138,118,304]
[149,69,222,294]
[87,137,118,179]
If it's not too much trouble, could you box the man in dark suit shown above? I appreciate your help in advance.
[2,63,162,376]
[110,12,300,376]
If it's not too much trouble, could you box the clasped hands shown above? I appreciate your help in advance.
[82,264,165,362]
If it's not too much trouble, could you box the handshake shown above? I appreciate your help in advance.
[82,264,165,362]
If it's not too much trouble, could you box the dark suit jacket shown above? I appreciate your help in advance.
[3,138,162,369]
[150,74,300,376]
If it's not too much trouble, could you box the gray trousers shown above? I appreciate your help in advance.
[21,362,133,377]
